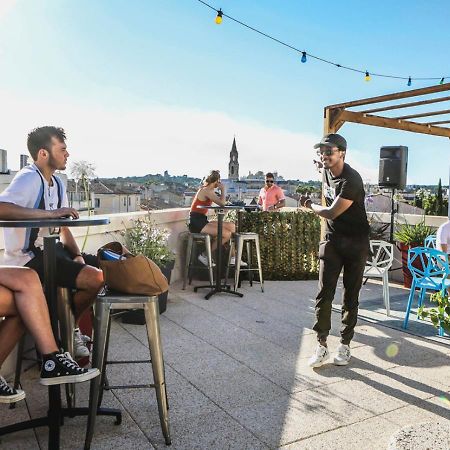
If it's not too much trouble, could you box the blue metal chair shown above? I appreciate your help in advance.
[402,247,450,332]
[424,235,437,249]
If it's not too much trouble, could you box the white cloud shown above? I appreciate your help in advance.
[0,90,377,182]
[0,0,16,21]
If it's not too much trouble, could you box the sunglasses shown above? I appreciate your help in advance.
[265,180,274,184]
[316,147,340,157]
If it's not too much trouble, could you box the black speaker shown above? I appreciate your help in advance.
[378,146,408,190]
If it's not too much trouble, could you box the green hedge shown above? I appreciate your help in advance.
[240,211,320,280]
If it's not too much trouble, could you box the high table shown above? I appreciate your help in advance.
[0,217,121,450]
[194,205,244,300]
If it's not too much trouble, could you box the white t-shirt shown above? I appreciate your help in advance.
[436,220,450,254]
[0,164,69,266]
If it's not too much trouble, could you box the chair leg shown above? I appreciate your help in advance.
[403,283,416,329]
[9,336,25,410]
[144,301,171,445]
[255,236,264,293]
[383,272,390,317]
[234,237,244,292]
[204,235,214,287]
[183,236,193,290]
[84,301,111,450]
[246,241,253,287]
[225,239,234,287]
[57,288,76,409]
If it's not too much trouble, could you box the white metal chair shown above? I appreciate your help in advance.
[364,240,394,316]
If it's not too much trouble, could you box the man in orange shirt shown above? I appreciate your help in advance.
[258,173,286,211]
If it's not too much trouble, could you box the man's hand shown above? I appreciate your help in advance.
[299,195,312,208]
[51,207,79,219]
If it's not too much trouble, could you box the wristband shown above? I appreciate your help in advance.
[74,253,82,257]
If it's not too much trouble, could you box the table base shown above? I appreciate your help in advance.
[0,407,122,441]
[194,283,244,300]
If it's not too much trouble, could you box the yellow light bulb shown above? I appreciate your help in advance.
[215,9,223,24]
[365,71,371,82]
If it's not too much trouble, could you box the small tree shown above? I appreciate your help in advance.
[70,161,97,251]
[436,178,444,216]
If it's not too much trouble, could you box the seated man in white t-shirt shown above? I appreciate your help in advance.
[436,219,450,255]
[0,126,104,358]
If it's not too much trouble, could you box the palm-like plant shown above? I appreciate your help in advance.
[70,160,97,251]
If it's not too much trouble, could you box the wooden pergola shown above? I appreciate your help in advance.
[322,83,450,219]
[323,83,450,138]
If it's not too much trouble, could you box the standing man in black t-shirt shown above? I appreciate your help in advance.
[300,133,370,368]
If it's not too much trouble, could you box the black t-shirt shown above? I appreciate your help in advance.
[323,163,370,237]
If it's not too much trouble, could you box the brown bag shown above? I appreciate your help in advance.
[97,242,169,296]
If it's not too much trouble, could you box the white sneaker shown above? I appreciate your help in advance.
[334,344,351,366]
[74,328,91,344]
[308,344,330,368]
[229,257,248,267]
[74,329,90,358]
[198,253,215,267]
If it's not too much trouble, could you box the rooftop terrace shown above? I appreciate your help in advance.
[2,278,450,449]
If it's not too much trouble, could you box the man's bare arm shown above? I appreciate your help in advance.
[300,195,353,220]
[0,202,79,220]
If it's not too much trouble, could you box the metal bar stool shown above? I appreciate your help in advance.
[56,287,77,410]
[84,291,171,449]
[183,232,214,289]
[228,232,264,292]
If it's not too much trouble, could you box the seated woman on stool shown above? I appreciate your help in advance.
[0,267,99,404]
[189,170,243,266]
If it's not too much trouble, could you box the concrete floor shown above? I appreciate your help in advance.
[1,279,450,449]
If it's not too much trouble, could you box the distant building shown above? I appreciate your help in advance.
[228,137,239,181]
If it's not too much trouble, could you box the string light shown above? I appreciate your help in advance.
[196,0,450,85]
[407,76,412,86]
[215,8,223,24]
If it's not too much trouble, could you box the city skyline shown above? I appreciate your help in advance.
[0,1,449,184]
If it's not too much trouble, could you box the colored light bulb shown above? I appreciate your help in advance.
[301,52,307,63]
[215,9,223,24]
[407,77,412,86]
[365,71,371,82]
[440,77,445,85]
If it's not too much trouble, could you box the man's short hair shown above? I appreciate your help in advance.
[265,172,274,179]
[27,126,66,161]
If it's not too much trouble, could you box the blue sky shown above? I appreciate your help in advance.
[0,0,449,184]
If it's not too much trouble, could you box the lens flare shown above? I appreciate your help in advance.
[385,343,399,358]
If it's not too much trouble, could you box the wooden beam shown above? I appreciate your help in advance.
[392,108,450,120]
[426,120,450,125]
[338,110,450,138]
[358,95,450,114]
[326,83,450,110]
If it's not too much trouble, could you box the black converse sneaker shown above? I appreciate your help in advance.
[39,352,100,386]
[0,376,26,403]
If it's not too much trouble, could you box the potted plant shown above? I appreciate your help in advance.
[418,291,450,335]
[122,216,175,322]
[393,220,434,287]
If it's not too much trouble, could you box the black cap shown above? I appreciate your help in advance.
[314,133,347,151]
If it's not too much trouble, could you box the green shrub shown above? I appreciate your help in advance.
[240,211,320,280]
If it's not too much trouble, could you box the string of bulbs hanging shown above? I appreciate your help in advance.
[197,0,448,86]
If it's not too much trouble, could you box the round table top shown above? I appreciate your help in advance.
[203,205,246,211]
[0,216,110,228]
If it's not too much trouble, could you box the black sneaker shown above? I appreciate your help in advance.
[0,376,25,403]
[39,352,100,386]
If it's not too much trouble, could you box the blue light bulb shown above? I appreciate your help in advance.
[407,77,412,86]
[301,52,307,63]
